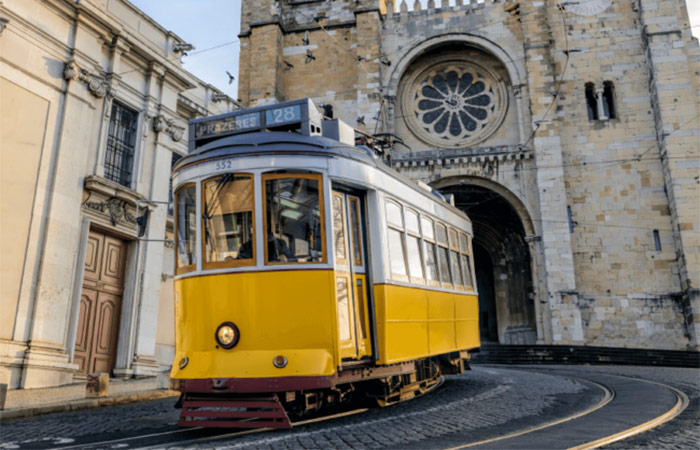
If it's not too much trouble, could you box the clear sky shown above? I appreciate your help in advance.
[128,0,699,99]
[129,0,241,99]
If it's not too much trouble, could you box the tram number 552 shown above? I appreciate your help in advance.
[266,105,301,125]
[215,160,232,171]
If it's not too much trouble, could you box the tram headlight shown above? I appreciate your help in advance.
[215,322,240,349]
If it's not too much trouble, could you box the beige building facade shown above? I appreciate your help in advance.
[238,0,699,350]
[0,0,236,389]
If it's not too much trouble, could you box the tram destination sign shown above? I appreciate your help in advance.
[189,98,322,152]
[193,112,260,140]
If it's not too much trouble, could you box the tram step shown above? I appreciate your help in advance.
[178,393,292,429]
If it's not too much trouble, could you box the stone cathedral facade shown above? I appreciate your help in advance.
[237,0,699,351]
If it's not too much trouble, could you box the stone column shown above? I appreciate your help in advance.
[520,0,582,345]
[639,0,700,348]
[355,7,384,134]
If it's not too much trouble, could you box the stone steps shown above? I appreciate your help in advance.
[471,344,700,368]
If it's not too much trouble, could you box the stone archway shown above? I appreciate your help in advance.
[435,180,538,345]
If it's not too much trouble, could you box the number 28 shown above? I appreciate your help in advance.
[273,107,296,123]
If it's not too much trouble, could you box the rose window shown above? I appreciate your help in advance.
[401,61,507,148]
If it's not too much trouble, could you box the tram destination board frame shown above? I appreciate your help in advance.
[189,98,323,151]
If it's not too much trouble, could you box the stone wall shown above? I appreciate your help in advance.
[236,0,698,351]
[0,0,237,388]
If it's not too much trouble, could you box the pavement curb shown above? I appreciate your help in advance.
[0,390,179,421]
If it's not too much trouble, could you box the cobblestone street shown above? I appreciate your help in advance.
[1,365,697,449]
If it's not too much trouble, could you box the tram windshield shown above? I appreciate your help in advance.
[202,174,255,266]
[264,174,325,264]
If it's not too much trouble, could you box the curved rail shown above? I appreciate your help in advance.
[443,379,615,450]
[443,371,689,450]
[570,378,689,450]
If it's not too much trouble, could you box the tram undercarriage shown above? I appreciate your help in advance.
[175,351,470,429]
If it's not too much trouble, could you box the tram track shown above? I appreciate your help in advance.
[39,368,692,449]
[442,370,690,450]
[49,407,371,450]
[49,375,446,449]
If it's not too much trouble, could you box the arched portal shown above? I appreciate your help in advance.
[436,181,537,345]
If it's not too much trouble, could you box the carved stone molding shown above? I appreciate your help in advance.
[82,175,144,237]
[211,92,230,103]
[152,114,185,142]
[0,17,9,36]
[63,59,109,98]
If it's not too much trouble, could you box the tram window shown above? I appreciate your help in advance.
[386,201,403,227]
[449,229,463,288]
[450,251,463,288]
[438,246,451,285]
[436,223,452,286]
[388,229,408,278]
[404,209,424,283]
[421,217,434,241]
[175,184,197,273]
[348,197,363,266]
[263,174,325,264]
[461,254,474,288]
[405,209,419,235]
[406,235,424,281]
[436,224,448,246]
[386,199,408,280]
[421,217,439,284]
[332,193,348,264]
[459,233,468,253]
[202,174,255,268]
[459,232,474,288]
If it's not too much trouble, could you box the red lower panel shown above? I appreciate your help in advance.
[178,393,291,429]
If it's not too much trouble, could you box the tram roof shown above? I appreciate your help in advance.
[174,131,378,172]
[173,131,470,222]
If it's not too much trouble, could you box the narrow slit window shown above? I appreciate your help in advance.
[603,81,616,120]
[653,229,662,252]
[567,206,574,233]
[585,82,598,121]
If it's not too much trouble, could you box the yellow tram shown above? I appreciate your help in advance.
[170,99,480,428]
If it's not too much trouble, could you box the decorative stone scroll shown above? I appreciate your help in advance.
[153,115,185,142]
[400,59,508,148]
[63,59,109,98]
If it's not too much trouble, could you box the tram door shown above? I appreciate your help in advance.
[332,191,372,361]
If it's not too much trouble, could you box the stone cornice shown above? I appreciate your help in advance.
[393,146,533,168]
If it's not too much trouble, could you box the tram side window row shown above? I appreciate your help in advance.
[386,199,475,291]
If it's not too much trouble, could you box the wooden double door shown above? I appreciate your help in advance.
[74,229,127,375]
